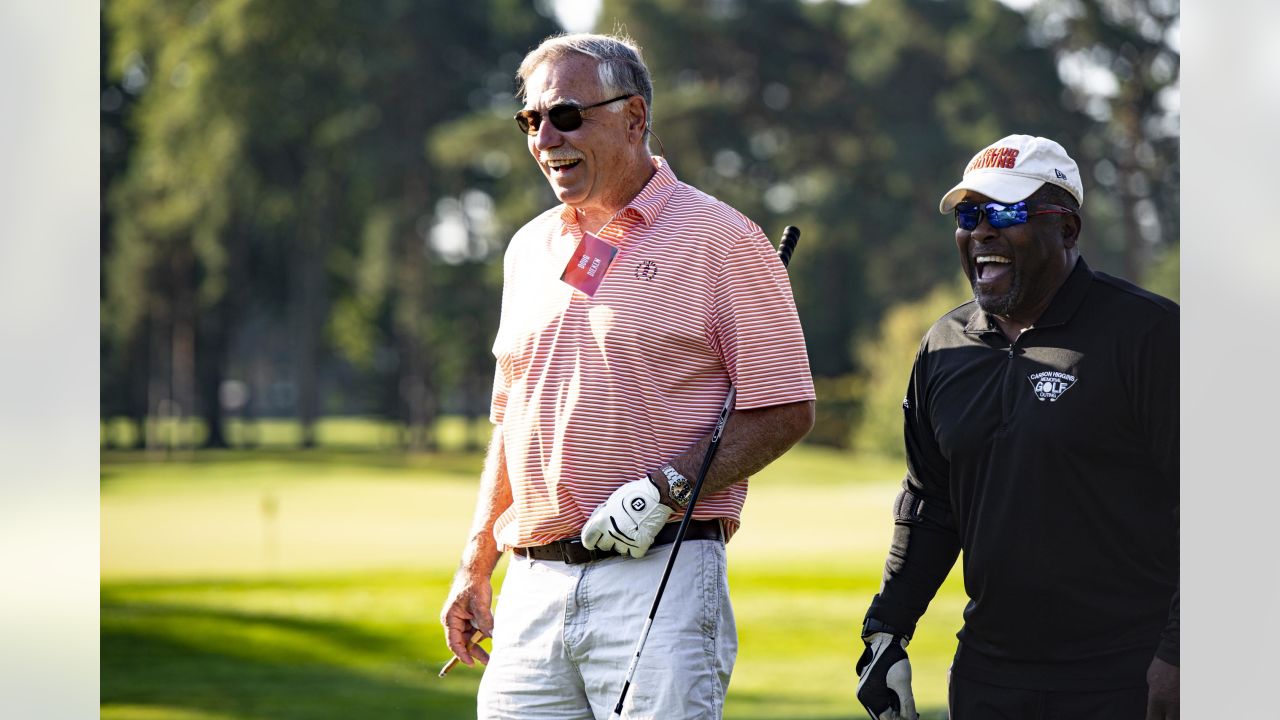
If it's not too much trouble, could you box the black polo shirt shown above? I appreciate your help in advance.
[867,257,1179,691]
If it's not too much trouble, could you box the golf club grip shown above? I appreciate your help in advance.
[777,225,800,268]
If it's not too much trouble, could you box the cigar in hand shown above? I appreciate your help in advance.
[438,628,485,678]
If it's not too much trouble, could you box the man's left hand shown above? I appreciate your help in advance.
[581,478,673,558]
[1146,656,1179,719]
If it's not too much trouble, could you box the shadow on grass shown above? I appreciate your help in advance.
[102,590,478,720]
[726,687,948,720]
[102,568,948,720]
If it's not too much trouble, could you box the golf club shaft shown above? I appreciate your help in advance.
[610,226,800,719]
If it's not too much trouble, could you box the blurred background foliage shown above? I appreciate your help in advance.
[101,0,1179,453]
[100,1,1180,716]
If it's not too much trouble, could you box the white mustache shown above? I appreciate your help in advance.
[540,150,584,163]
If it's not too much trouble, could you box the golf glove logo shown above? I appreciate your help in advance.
[855,632,917,720]
[581,478,673,558]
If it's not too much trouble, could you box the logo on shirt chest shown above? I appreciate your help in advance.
[634,260,658,281]
[1027,370,1077,402]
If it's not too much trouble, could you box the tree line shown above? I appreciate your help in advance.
[100,0,1179,451]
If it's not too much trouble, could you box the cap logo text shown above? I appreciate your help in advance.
[967,147,1020,173]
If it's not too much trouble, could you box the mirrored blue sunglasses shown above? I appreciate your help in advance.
[954,200,1075,231]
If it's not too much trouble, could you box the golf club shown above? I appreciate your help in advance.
[608,225,801,720]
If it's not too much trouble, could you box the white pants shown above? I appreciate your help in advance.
[477,539,737,720]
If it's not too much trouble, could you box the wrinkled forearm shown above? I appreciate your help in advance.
[457,426,513,578]
[659,399,814,500]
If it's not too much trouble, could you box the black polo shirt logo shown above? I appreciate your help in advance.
[1028,371,1077,402]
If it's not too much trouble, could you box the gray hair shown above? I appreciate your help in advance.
[516,33,654,126]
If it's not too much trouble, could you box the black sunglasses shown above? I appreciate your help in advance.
[954,200,1076,231]
[514,94,635,136]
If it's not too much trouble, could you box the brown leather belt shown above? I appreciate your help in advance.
[511,519,722,565]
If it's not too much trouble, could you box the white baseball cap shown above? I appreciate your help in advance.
[938,134,1084,213]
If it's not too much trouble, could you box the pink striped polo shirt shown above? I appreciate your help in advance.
[490,157,814,549]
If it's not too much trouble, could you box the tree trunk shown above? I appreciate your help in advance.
[294,182,330,449]
[198,304,229,449]
[127,315,150,450]
[396,169,436,451]
[403,355,435,451]
[171,245,198,455]
[295,243,322,449]
[146,288,170,455]
[1117,95,1144,284]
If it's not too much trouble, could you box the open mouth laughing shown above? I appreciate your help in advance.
[544,155,583,174]
[974,253,1012,283]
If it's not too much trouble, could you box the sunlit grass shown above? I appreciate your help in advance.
[102,441,965,718]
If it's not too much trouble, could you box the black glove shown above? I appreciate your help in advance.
[855,631,918,720]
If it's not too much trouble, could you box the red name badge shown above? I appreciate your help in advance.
[560,232,618,297]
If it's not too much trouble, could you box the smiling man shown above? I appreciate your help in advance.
[853,135,1179,720]
[439,33,814,720]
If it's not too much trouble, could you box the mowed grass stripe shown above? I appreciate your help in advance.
[102,445,966,718]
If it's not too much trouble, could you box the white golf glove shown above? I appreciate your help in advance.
[855,632,917,720]
[581,478,673,559]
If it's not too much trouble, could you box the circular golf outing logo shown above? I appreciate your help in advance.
[634,260,658,281]
[631,497,647,512]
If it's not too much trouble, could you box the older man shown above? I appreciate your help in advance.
[440,33,814,719]
[854,135,1179,720]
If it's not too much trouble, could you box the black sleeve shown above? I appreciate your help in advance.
[863,346,961,639]
[1156,587,1179,666]
[1134,309,1179,664]
[1133,307,1179,494]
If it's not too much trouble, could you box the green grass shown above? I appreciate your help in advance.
[101,416,495,451]
[102,443,964,719]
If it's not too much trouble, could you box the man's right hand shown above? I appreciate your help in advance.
[580,477,673,558]
[439,568,495,666]
[855,631,918,720]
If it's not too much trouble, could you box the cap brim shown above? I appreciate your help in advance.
[938,172,1046,213]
